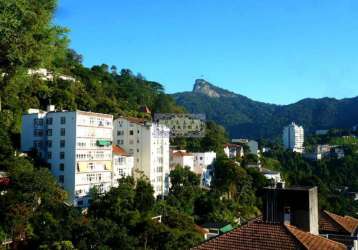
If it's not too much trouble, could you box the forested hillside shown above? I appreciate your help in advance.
[173,79,358,140]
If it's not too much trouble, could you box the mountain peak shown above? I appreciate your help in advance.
[193,79,236,98]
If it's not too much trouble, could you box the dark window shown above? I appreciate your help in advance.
[47,140,52,148]
[46,118,53,125]
[60,152,65,159]
[77,200,83,206]
[129,130,134,135]
[47,129,52,136]
[137,130,140,134]
[60,128,65,136]
[47,152,52,159]
[59,175,64,183]
[60,140,65,148]
[60,163,64,171]
[60,117,66,124]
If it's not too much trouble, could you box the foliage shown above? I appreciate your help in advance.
[173,81,358,139]
[264,147,358,216]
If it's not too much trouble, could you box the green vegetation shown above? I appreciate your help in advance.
[173,80,358,140]
[263,148,358,216]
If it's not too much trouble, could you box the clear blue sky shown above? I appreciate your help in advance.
[54,0,358,104]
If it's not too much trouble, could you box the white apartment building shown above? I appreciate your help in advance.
[192,151,216,175]
[170,150,194,171]
[112,145,134,187]
[283,122,304,153]
[113,117,170,197]
[21,105,113,207]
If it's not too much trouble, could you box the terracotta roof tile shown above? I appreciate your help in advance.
[192,221,302,250]
[285,224,346,250]
[172,151,193,157]
[193,220,348,250]
[112,145,128,156]
[322,210,358,235]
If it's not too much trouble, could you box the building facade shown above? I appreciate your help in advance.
[283,122,304,153]
[112,145,134,187]
[170,150,194,171]
[21,106,113,207]
[113,117,170,197]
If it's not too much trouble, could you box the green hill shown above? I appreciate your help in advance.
[173,79,358,140]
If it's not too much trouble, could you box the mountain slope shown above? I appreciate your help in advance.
[172,79,358,139]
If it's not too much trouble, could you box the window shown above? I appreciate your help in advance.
[137,130,140,134]
[157,176,163,182]
[59,175,64,183]
[77,200,83,206]
[60,152,65,159]
[60,128,65,136]
[60,140,65,148]
[46,118,53,125]
[60,116,66,124]
[47,140,52,148]
[47,152,52,159]
[129,130,134,135]
[137,139,140,143]
[117,140,123,145]
[137,148,139,152]
[157,167,163,172]
[60,163,64,171]
[47,129,52,136]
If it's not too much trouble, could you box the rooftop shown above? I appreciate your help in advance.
[192,219,346,250]
[320,210,358,235]
[112,145,129,156]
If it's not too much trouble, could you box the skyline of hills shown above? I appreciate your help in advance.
[172,79,358,140]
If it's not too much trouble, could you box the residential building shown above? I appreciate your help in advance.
[193,186,347,250]
[193,151,216,186]
[304,144,332,161]
[113,117,170,197]
[260,168,282,184]
[248,140,259,155]
[21,106,113,207]
[193,151,216,174]
[170,150,194,171]
[223,144,244,159]
[112,145,134,187]
[283,122,304,153]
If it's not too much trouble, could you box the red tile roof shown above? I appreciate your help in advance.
[286,224,346,250]
[112,145,128,156]
[172,151,193,157]
[192,220,347,250]
[320,210,358,235]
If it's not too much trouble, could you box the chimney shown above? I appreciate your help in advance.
[263,186,318,235]
[47,105,55,112]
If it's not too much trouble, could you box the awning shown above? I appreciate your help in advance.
[96,140,112,146]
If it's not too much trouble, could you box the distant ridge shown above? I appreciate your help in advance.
[172,79,358,139]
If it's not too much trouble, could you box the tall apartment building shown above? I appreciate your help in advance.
[113,117,170,197]
[282,122,304,153]
[21,105,113,207]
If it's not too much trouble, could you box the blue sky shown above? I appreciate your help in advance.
[54,0,358,104]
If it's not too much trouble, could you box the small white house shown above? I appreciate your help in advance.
[261,168,282,184]
[112,145,134,187]
[223,144,244,159]
[170,150,194,171]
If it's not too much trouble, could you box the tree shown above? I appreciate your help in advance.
[0,0,68,110]
[167,166,201,215]
[134,178,155,213]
